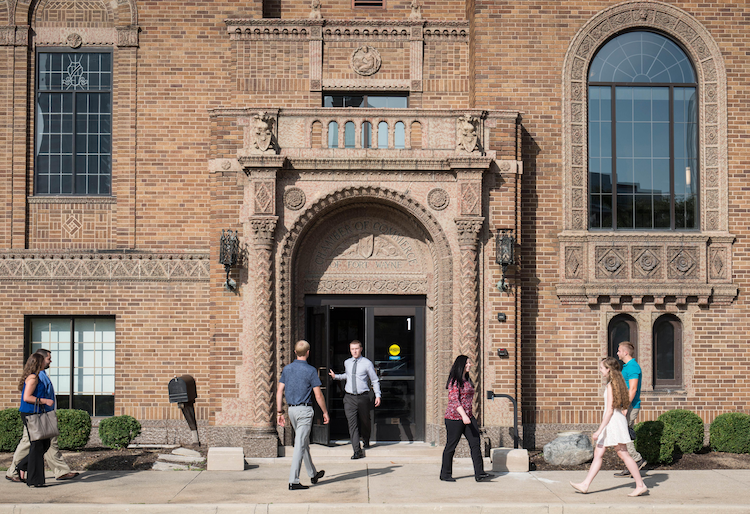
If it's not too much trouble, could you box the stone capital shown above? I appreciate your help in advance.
[250,216,278,246]
[455,217,484,247]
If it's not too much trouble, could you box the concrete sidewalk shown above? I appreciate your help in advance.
[2,443,750,513]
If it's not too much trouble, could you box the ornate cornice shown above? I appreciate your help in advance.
[0,253,210,282]
[0,25,28,46]
[28,196,117,205]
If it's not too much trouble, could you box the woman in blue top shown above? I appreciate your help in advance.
[17,353,55,487]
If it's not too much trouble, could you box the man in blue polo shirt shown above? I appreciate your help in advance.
[615,341,647,476]
[277,340,329,490]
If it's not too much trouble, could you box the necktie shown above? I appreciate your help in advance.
[352,359,358,394]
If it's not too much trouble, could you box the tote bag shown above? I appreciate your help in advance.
[26,399,59,441]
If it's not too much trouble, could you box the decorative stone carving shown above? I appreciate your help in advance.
[350,46,382,76]
[427,188,449,211]
[283,188,306,211]
[633,247,661,278]
[63,216,82,237]
[709,247,726,280]
[668,247,698,279]
[251,112,278,155]
[595,247,626,279]
[565,247,582,279]
[306,279,427,294]
[67,33,82,48]
[221,160,232,170]
[309,0,322,19]
[455,115,479,153]
[409,0,422,20]
[116,26,139,47]
[460,183,480,216]
[254,181,275,215]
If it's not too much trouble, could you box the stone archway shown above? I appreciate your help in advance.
[277,185,454,438]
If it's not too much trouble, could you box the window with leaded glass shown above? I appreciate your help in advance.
[28,317,116,416]
[36,52,112,195]
[588,31,698,230]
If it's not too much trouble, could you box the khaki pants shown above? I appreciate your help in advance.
[625,406,643,463]
[5,425,71,479]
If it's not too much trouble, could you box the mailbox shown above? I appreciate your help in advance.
[168,374,200,446]
[168,375,197,404]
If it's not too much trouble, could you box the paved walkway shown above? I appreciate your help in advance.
[2,443,749,513]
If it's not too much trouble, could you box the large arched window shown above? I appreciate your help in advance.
[588,31,698,230]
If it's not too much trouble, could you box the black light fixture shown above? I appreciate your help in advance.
[219,229,239,290]
[495,228,515,292]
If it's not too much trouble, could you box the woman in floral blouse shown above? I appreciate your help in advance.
[439,355,490,482]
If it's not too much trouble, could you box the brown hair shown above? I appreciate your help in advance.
[19,353,46,392]
[602,356,630,410]
[350,340,363,349]
[618,341,635,357]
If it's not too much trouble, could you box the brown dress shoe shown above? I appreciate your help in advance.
[57,472,80,481]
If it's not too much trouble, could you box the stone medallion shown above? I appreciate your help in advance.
[67,33,82,48]
[284,187,306,211]
[427,188,449,211]
[350,46,382,76]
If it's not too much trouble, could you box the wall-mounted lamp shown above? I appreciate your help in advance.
[219,229,239,291]
[495,228,515,292]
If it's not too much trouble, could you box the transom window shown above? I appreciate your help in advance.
[588,31,698,230]
[35,52,112,195]
[28,317,116,416]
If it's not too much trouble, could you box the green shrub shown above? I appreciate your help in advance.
[710,412,750,454]
[99,415,141,449]
[634,421,666,464]
[57,409,91,450]
[658,409,705,458]
[0,408,23,452]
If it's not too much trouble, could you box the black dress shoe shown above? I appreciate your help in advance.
[311,470,325,484]
[439,476,456,482]
[475,472,491,482]
[351,449,365,460]
[363,440,370,449]
[289,483,309,490]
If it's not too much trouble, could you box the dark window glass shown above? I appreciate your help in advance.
[36,52,112,195]
[588,32,698,230]
[608,314,638,361]
[653,315,682,388]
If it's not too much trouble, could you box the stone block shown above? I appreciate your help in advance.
[543,431,594,466]
[207,447,245,471]
[490,447,529,472]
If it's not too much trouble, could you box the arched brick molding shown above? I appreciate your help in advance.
[16,0,137,26]
[563,1,727,233]
[557,1,736,306]
[277,185,454,427]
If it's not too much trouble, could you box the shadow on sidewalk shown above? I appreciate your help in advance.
[321,465,401,485]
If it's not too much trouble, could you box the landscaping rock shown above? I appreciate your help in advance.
[543,431,594,466]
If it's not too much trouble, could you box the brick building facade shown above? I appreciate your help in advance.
[0,0,747,456]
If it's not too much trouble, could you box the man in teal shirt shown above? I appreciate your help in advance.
[615,341,646,476]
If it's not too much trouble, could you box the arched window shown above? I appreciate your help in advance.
[344,121,356,148]
[653,314,682,388]
[327,121,339,148]
[588,31,698,230]
[377,121,389,149]
[608,314,638,360]
[362,122,372,148]
[394,121,405,149]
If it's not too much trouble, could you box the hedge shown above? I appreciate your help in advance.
[658,409,704,458]
[0,408,23,452]
[99,415,141,449]
[634,420,669,464]
[57,409,92,450]
[710,412,750,454]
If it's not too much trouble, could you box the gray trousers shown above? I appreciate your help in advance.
[6,425,71,479]
[626,406,643,462]
[288,405,317,485]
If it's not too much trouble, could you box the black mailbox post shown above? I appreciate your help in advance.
[168,375,200,446]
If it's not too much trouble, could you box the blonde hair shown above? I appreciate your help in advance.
[618,341,635,357]
[602,356,630,410]
[295,340,310,357]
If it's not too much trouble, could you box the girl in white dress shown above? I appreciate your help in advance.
[570,357,648,497]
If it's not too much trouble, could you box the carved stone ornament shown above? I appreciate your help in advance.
[409,0,422,20]
[252,112,278,155]
[67,33,82,48]
[427,188,449,211]
[284,187,306,211]
[309,0,322,19]
[456,115,479,153]
[351,46,382,76]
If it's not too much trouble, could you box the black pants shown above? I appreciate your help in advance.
[18,413,51,487]
[440,417,484,479]
[343,392,371,452]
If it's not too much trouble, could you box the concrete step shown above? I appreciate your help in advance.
[279,441,442,458]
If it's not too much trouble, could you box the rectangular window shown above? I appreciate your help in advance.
[28,317,116,416]
[353,0,384,6]
[36,52,112,195]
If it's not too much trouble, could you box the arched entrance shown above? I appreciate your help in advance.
[278,187,454,445]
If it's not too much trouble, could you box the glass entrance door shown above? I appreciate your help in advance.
[304,295,425,444]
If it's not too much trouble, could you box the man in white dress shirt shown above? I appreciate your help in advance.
[329,340,381,459]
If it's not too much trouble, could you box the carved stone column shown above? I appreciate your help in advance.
[455,216,484,415]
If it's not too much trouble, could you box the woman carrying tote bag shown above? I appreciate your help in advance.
[17,353,55,488]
